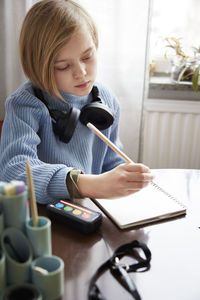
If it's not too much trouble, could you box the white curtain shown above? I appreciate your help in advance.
[0,0,151,162]
[0,0,28,120]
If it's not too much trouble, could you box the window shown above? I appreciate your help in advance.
[150,0,200,73]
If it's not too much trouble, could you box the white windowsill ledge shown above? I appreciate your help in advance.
[148,73,200,101]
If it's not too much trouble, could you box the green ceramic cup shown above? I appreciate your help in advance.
[31,255,64,300]
[2,283,42,300]
[25,216,52,258]
[0,249,6,298]
[1,227,32,285]
[0,189,28,231]
[0,201,4,237]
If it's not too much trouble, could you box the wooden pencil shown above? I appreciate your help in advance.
[87,122,133,163]
[26,160,38,227]
[87,122,159,188]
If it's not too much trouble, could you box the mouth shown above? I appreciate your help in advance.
[75,81,90,89]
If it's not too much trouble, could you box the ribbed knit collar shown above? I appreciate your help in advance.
[42,89,93,111]
[59,90,91,106]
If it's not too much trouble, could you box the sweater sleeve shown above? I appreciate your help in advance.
[0,90,71,204]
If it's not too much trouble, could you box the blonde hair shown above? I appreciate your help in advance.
[19,0,98,99]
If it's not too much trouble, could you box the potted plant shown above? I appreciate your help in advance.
[164,37,200,92]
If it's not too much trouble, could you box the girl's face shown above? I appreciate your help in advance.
[54,26,97,96]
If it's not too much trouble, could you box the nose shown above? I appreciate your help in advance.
[73,62,86,79]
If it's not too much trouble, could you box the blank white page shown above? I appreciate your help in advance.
[93,184,186,229]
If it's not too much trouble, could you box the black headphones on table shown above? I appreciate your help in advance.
[33,86,114,143]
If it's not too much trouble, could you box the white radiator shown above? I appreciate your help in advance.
[141,99,200,169]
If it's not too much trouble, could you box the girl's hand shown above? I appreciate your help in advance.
[78,163,155,199]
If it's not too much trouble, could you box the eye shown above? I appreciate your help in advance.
[82,52,93,61]
[55,65,70,71]
[82,56,91,61]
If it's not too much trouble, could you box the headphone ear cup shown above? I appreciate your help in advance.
[51,107,80,143]
[80,102,114,130]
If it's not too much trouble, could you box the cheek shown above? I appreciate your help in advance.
[88,58,98,75]
[54,71,69,87]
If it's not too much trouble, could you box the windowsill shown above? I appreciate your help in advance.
[148,73,200,101]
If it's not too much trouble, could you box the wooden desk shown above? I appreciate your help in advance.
[38,169,200,300]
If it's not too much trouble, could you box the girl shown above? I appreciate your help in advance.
[0,0,154,204]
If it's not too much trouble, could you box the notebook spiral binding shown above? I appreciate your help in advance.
[151,182,186,209]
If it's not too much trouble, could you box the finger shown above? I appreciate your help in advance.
[123,163,151,173]
[120,182,151,196]
[125,180,151,190]
[126,172,154,182]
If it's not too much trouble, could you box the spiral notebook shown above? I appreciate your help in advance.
[93,182,187,229]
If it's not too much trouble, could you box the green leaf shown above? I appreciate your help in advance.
[192,67,200,93]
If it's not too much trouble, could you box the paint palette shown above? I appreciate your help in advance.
[46,200,102,234]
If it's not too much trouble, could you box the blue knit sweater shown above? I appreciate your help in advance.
[0,81,124,204]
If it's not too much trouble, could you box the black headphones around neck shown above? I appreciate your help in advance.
[33,86,114,143]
